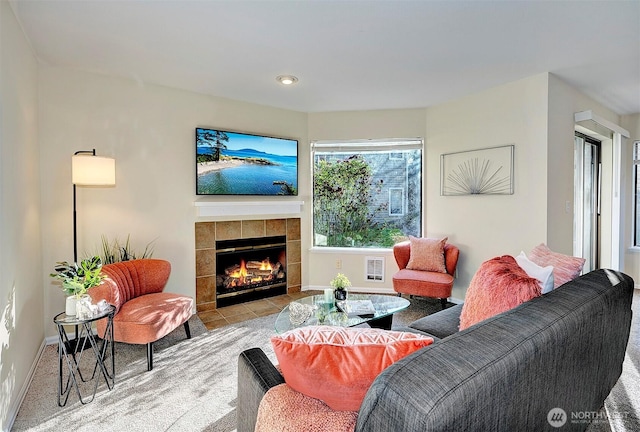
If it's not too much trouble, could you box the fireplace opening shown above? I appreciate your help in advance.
[216,235,287,307]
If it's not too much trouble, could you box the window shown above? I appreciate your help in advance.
[634,141,640,247]
[312,139,422,248]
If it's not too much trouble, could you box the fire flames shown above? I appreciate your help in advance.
[226,259,275,287]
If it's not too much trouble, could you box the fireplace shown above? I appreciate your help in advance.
[195,218,301,312]
[215,236,287,307]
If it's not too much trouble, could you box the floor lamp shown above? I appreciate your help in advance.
[72,149,116,263]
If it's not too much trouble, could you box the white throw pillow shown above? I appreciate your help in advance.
[516,251,555,294]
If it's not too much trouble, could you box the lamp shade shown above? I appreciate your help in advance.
[72,155,116,185]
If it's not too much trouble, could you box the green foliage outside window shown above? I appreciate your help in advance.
[313,149,421,248]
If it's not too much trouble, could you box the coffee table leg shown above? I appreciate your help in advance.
[368,314,393,330]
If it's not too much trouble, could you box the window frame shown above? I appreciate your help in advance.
[310,138,424,250]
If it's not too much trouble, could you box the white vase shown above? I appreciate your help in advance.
[65,296,77,316]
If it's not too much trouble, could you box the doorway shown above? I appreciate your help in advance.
[573,132,601,272]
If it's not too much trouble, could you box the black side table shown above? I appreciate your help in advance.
[53,305,116,406]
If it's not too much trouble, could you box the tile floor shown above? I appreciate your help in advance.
[197,291,319,330]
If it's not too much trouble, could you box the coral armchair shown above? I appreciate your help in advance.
[392,239,459,309]
[89,259,193,371]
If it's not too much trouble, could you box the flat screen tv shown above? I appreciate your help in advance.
[196,127,298,196]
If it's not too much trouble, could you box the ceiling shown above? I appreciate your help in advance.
[9,0,640,115]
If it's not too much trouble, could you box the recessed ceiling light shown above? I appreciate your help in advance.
[276,75,298,85]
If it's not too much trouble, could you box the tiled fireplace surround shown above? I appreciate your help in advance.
[195,218,302,313]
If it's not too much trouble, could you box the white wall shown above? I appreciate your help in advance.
[1,1,43,429]
[425,74,550,300]
[547,74,624,268]
[38,68,308,338]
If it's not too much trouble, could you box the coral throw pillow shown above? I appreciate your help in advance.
[271,326,434,411]
[406,236,448,273]
[528,243,586,289]
[459,255,542,330]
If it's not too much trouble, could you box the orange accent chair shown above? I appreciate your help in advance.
[89,259,193,371]
[392,241,459,309]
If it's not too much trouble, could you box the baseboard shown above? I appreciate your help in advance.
[4,338,47,432]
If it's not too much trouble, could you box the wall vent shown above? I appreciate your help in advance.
[365,256,384,282]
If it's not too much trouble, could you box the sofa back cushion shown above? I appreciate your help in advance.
[90,259,171,311]
[459,255,541,330]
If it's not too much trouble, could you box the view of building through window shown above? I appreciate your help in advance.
[312,139,422,248]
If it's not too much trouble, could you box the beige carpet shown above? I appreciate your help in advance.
[11,296,445,431]
[11,294,638,431]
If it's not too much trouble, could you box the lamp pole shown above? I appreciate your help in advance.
[73,149,96,263]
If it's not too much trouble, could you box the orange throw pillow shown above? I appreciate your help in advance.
[271,326,434,411]
[406,236,448,273]
[528,243,586,289]
[459,255,541,330]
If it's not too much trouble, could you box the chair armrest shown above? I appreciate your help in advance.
[408,303,463,338]
[237,348,285,432]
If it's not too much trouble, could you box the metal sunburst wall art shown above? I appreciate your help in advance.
[441,145,514,196]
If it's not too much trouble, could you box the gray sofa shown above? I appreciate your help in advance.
[237,269,634,431]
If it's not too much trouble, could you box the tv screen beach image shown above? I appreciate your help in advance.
[196,128,298,195]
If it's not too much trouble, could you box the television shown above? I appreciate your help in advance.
[196,127,298,196]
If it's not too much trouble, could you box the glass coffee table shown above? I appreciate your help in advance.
[275,293,410,333]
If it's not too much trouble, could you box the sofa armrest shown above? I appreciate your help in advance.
[408,303,462,338]
[237,348,285,432]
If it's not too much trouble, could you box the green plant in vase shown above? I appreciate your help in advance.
[330,273,351,301]
[50,256,105,316]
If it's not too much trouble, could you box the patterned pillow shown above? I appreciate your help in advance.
[459,255,542,330]
[271,326,434,411]
[528,244,585,288]
[406,236,448,273]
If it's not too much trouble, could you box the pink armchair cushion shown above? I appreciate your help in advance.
[393,269,454,299]
[110,292,193,344]
[405,236,448,273]
[256,384,358,432]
